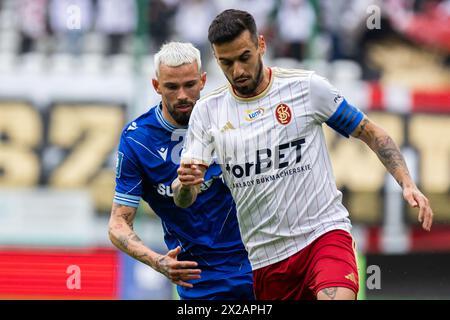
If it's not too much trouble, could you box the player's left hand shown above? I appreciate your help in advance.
[177,162,205,187]
[403,186,433,231]
[155,246,202,288]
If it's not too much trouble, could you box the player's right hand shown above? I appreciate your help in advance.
[155,246,202,288]
[177,162,204,187]
[403,186,433,232]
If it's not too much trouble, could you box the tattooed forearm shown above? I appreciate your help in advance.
[110,232,151,265]
[130,233,143,243]
[109,228,144,250]
[109,203,162,269]
[117,235,129,249]
[373,136,409,174]
[131,251,149,260]
[353,118,370,138]
[111,204,136,227]
[120,213,134,229]
[321,287,338,300]
[109,203,151,260]
[353,117,415,189]
[372,135,415,188]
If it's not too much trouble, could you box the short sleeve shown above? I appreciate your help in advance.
[310,73,364,138]
[113,135,142,208]
[181,101,214,166]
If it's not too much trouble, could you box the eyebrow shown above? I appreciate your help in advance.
[163,79,198,87]
[219,50,251,62]
[163,82,178,87]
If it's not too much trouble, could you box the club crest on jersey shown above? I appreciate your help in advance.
[245,107,265,121]
[275,103,292,125]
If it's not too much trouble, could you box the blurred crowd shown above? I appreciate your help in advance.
[0,0,449,82]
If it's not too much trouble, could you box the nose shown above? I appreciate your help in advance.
[177,87,188,101]
[233,62,245,79]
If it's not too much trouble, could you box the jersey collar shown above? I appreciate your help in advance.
[155,102,187,132]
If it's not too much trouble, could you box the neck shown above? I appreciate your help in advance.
[235,67,271,98]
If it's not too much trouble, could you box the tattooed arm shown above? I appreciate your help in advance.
[351,115,433,231]
[108,203,201,287]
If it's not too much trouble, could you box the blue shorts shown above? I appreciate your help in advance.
[178,271,254,300]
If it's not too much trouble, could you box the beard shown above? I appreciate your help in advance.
[231,58,264,96]
[166,100,195,126]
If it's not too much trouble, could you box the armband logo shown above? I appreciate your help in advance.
[334,94,343,104]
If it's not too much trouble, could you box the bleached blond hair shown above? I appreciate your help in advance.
[154,42,202,77]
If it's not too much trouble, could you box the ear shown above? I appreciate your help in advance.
[258,35,266,56]
[200,72,207,90]
[152,78,162,94]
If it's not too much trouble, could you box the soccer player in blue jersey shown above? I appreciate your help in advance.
[108,42,254,300]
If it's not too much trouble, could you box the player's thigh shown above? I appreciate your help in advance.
[253,249,311,300]
[307,230,359,298]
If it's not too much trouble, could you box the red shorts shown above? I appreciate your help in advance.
[253,229,359,300]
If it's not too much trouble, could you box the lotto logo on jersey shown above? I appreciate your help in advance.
[225,137,305,178]
[245,107,265,121]
[275,103,292,125]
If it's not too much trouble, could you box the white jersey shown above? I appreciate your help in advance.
[182,67,364,270]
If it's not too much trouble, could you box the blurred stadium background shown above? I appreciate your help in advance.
[0,0,448,300]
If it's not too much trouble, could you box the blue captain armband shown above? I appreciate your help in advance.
[325,99,364,138]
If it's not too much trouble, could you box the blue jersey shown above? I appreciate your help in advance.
[114,103,253,300]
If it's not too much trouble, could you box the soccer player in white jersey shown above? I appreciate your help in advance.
[172,9,433,300]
